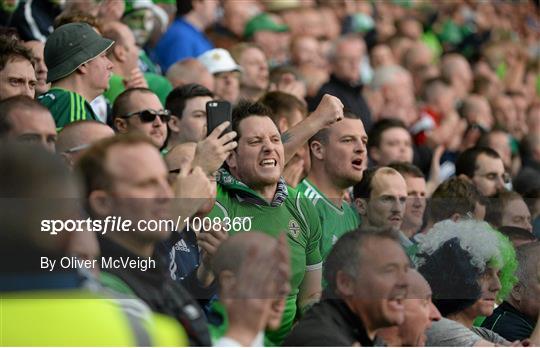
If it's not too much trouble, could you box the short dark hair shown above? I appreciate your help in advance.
[259,91,307,129]
[353,167,378,199]
[112,87,155,121]
[177,0,194,17]
[309,109,358,145]
[0,96,50,136]
[165,83,213,119]
[0,35,34,72]
[367,118,409,150]
[485,190,524,228]
[232,100,274,139]
[476,129,508,149]
[269,65,302,85]
[352,166,401,200]
[455,146,501,178]
[388,161,424,179]
[324,225,400,297]
[429,177,483,223]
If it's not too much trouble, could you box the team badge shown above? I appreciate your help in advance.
[288,219,300,238]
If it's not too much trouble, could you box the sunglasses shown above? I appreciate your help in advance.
[120,109,171,123]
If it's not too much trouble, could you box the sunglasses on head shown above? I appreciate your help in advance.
[120,109,171,123]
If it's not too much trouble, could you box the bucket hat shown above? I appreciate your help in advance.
[45,22,114,83]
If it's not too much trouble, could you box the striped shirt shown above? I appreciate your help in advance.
[38,88,99,129]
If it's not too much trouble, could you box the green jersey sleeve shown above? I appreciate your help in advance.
[293,190,322,269]
[38,88,98,128]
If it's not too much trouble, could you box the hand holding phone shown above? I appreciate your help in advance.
[206,101,232,136]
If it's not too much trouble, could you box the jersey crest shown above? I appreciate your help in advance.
[288,219,300,239]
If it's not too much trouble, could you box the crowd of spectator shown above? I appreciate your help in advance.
[1,0,540,346]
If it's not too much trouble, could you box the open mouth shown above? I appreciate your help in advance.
[351,159,363,170]
[390,216,402,222]
[260,159,277,168]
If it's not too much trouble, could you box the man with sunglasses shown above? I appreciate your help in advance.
[38,23,114,129]
[112,87,169,149]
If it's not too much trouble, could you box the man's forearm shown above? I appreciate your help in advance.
[282,116,321,164]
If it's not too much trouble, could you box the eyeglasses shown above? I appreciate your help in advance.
[120,109,171,123]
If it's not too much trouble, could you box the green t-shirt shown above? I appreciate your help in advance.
[297,179,360,260]
[38,88,98,129]
[104,72,172,106]
[207,170,323,346]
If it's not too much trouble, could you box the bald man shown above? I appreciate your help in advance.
[211,232,290,346]
[166,58,214,90]
[441,54,473,101]
[461,94,494,130]
[377,269,442,346]
[56,120,114,166]
[101,20,172,105]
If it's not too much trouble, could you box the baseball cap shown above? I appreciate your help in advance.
[198,49,242,75]
[45,22,114,83]
[244,13,289,39]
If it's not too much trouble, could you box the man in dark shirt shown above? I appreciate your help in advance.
[308,35,372,131]
[482,241,540,342]
[283,226,410,346]
[77,134,214,346]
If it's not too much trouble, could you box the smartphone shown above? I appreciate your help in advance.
[206,100,232,136]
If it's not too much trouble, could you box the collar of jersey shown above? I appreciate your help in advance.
[217,168,288,207]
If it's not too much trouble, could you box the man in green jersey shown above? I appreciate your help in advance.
[207,101,326,345]
[297,111,367,259]
[38,22,114,128]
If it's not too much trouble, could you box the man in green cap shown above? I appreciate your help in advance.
[38,22,114,129]
[244,13,289,67]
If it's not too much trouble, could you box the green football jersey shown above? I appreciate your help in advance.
[207,170,322,346]
[38,88,98,129]
[297,179,361,260]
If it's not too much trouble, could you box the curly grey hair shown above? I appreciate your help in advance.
[415,219,503,272]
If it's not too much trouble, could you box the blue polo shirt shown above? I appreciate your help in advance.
[153,17,213,73]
